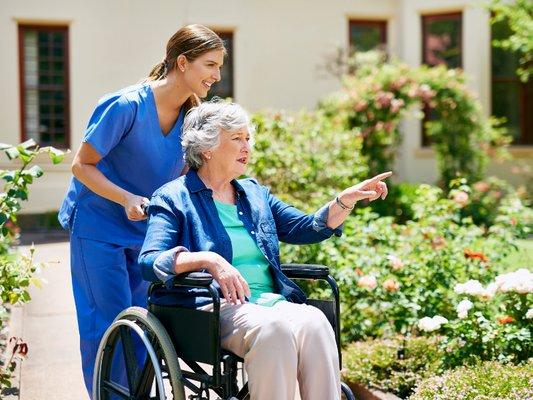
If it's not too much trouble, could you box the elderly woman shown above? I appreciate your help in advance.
[139,101,391,400]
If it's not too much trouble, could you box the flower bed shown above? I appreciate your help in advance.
[410,360,533,400]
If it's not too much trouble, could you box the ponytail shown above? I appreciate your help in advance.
[146,60,168,81]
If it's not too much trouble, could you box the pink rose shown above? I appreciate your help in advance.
[383,278,400,292]
[357,275,377,290]
[387,255,404,270]
[452,191,469,207]
[473,181,490,193]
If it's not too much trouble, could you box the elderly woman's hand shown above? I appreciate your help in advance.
[205,252,251,305]
[338,171,393,207]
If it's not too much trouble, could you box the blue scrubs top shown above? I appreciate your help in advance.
[58,83,186,247]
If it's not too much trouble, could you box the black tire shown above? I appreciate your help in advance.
[93,306,185,400]
[341,381,357,400]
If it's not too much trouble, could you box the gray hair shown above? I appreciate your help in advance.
[181,100,254,169]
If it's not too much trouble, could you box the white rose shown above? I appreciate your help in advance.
[454,280,485,296]
[482,282,499,299]
[418,315,448,332]
[433,315,449,325]
[496,269,533,294]
[456,299,474,319]
[526,309,533,319]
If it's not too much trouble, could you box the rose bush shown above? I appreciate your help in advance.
[319,55,511,188]
[273,183,531,342]
[416,268,532,369]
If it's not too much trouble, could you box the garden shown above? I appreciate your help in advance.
[247,6,532,396]
[0,1,532,398]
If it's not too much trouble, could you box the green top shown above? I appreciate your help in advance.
[214,199,285,307]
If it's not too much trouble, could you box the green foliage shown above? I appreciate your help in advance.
[274,183,531,342]
[489,0,533,82]
[410,360,533,400]
[342,336,444,398]
[250,110,368,211]
[423,269,532,369]
[367,182,419,223]
[320,56,511,188]
[0,140,65,390]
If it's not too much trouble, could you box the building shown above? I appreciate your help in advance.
[0,0,531,214]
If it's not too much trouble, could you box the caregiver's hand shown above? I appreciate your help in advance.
[124,193,150,221]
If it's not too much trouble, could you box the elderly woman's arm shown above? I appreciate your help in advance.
[139,194,250,304]
[265,172,391,244]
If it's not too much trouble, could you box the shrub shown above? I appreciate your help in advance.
[417,268,532,369]
[410,360,533,400]
[276,183,530,342]
[342,336,444,398]
[320,55,511,188]
[0,140,65,390]
[250,109,368,212]
[489,0,533,83]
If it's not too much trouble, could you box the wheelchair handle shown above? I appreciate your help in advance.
[141,202,149,216]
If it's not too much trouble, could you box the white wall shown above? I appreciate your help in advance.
[0,0,530,213]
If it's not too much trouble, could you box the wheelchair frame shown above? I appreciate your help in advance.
[93,264,355,400]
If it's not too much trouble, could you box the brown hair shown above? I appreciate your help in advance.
[145,24,226,109]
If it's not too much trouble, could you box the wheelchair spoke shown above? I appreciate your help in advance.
[119,325,141,392]
[101,379,131,399]
[133,354,156,397]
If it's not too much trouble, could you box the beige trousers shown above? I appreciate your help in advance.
[204,300,341,400]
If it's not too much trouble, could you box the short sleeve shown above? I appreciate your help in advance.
[83,94,136,158]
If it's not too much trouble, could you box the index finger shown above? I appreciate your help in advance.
[369,171,393,182]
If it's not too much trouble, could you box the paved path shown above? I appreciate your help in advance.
[13,240,87,400]
[10,239,302,400]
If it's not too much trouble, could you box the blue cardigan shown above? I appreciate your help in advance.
[138,169,342,308]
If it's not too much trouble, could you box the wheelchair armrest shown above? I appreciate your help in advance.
[170,271,214,287]
[280,264,330,279]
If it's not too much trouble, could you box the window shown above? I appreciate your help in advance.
[208,31,234,100]
[421,13,462,146]
[491,18,533,145]
[349,20,387,52]
[18,25,70,148]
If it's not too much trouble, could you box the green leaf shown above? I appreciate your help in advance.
[18,139,37,150]
[7,189,28,200]
[41,146,67,164]
[2,170,16,182]
[27,165,44,178]
[5,147,19,160]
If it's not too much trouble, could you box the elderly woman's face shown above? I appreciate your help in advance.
[209,128,251,178]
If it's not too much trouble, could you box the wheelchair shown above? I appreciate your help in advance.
[92,264,356,400]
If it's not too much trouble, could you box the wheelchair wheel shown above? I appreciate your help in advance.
[93,306,185,400]
[341,381,356,400]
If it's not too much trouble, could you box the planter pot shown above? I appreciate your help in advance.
[346,381,402,400]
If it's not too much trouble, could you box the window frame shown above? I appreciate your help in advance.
[18,24,70,149]
[421,12,463,147]
[490,18,533,145]
[209,30,234,100]
[348,19,388,53]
